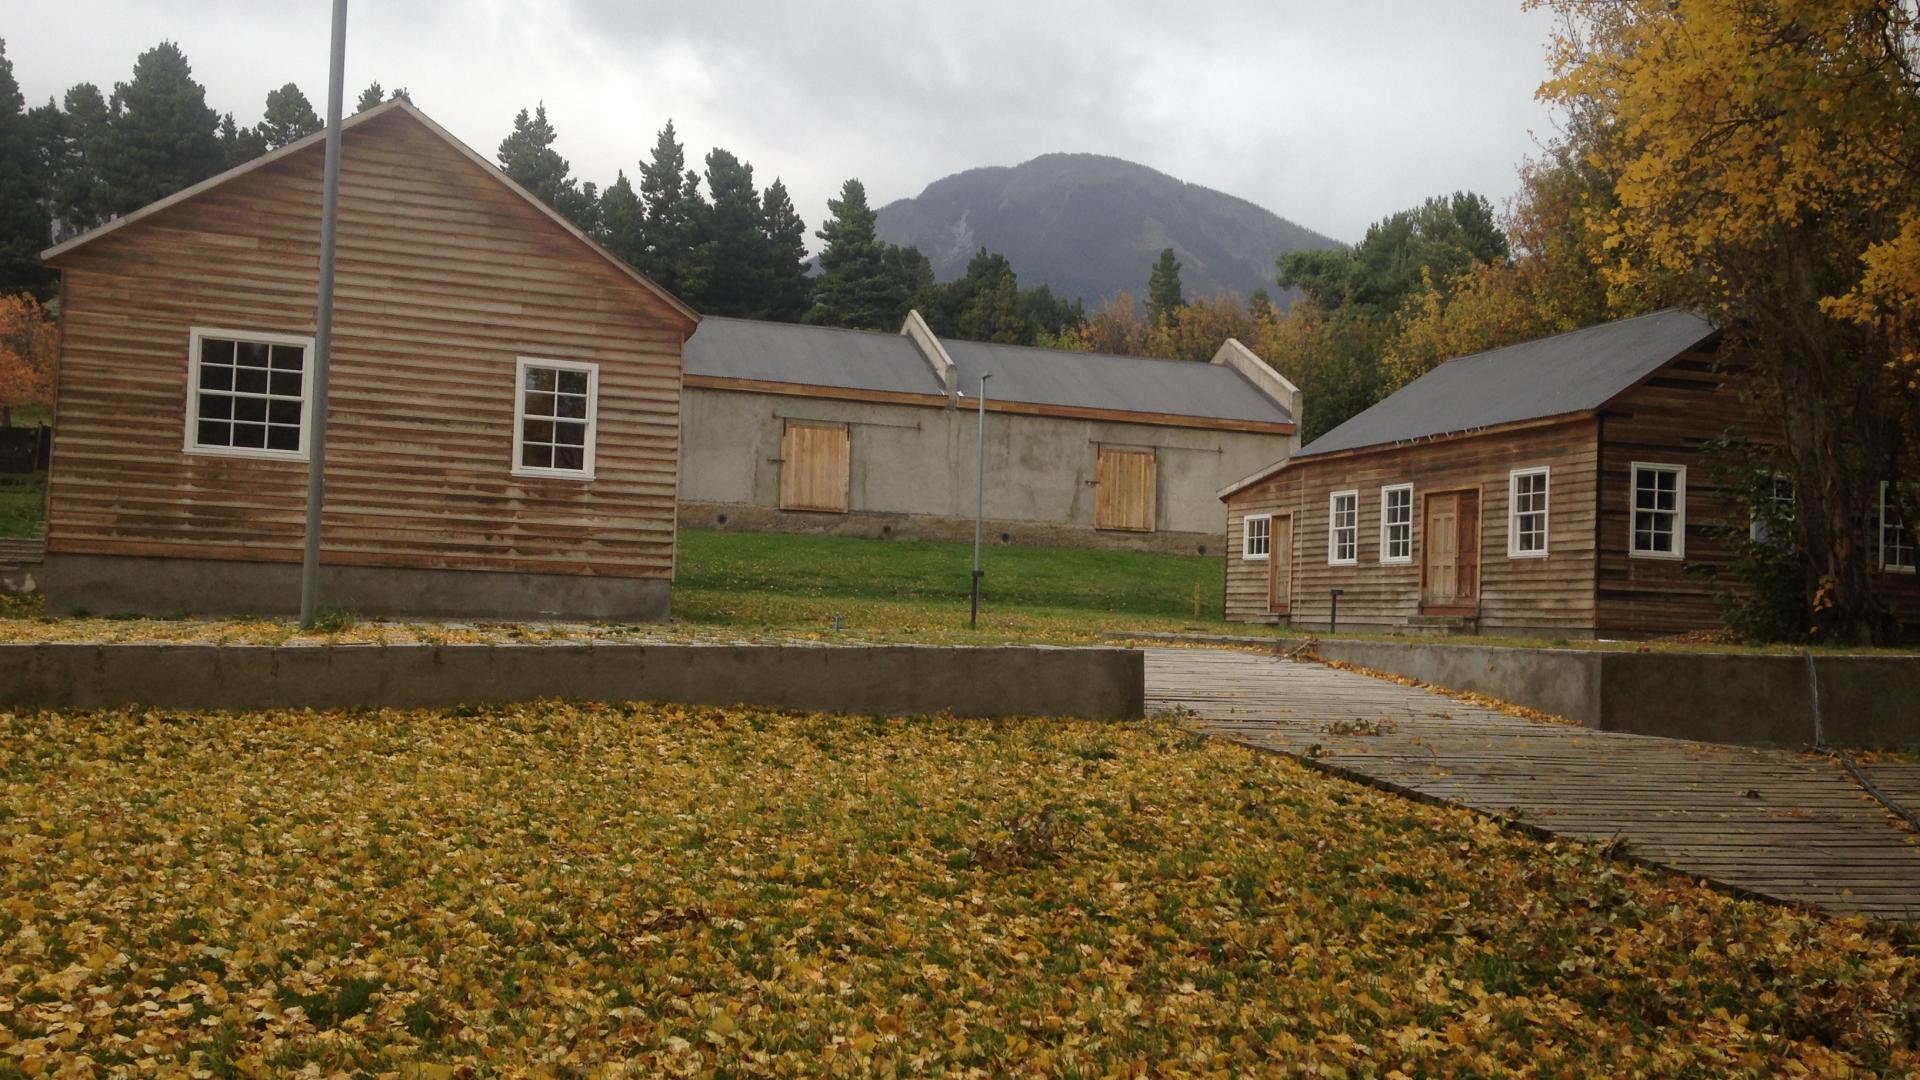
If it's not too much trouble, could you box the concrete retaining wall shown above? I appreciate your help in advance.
[0,642,1145,721]
[1315,638,1919,748]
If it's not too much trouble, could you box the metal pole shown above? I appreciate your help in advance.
[970,373,991,628]
[299,0,349,628]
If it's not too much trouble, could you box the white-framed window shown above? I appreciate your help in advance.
[1750,472,1795,543]
[1243,513,1271,560]
[1881,481,1916,574]
[1508,467,1549,558]
[1380,484,1413,564]
[184,327,313,460]
[1630,462,1686,560]
[512,357,599,480]
[1328,489,1358,565]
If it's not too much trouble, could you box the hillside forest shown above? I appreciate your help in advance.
[1,1,1918,642]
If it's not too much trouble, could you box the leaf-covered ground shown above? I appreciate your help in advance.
[2,704,1915,1076]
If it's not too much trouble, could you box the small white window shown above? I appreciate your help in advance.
[1380,484,1413,564]
[1750,472,1794,543]
[1243,514,1271,560]
[1630,462,1686,559]
[1328,490,1358,565]
[1508,467,1549,558]
[513,357,599,479]
[1882,481,1916,574]
[184,327,313,460]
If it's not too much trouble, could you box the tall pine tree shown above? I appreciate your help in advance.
[1147,247,1184,321]
[597,170,645,266]
[683,148,767,317]
[636,120,701,296]
[355,82,385,113]
[31,83,111,237]
[496,103,597,232]
[808,178,912,330]
[0,39,52,296]
[98,42,222,215]
[216,112,266,168]
[257,83,320,148]
[759,178,812,322]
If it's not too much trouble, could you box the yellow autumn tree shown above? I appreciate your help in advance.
[1381,263,1547,388]
[0,293,56,428]
[1537,0,1920,642]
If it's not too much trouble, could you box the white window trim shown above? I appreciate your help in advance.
[182,326,315,462]
[1506,466,1550,559]
[1882,481,1916,574]
[511,356,601,481]
[1242,513,1271,561]
[1328,489,1359,566]
[1629,462,1687,561]
[1750,471,1794,543]
[1380,484,1414,565]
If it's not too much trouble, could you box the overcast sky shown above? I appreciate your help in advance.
[9,1,1565,247]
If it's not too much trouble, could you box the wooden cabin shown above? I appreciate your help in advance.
[1221,309,1920,638]
[37,100,699,619]
[680,316,1301,553]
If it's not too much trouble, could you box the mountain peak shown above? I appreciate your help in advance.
[875,154,1339,305]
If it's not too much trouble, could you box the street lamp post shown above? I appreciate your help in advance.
[298,0,349,628]
[970,373,991,628]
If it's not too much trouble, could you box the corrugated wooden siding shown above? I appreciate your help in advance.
[1095,448,1156,532]
[778,421,850,513]
[1226,418,1602,633]
[45,109,688,580]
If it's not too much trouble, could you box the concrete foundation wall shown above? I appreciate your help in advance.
[39,553,672,621]
[1315,638,1920,748]
[0,642,1146,721]
[679,388,1286,541]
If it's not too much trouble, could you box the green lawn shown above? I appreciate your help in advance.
[0,471,44,539]
[672,527,1259,644]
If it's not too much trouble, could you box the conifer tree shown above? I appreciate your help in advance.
[1147,247,1184,321]
[759,178,812,322]
[808,178,907,330]
[636,120,701,295]
[0,39,51,295]
[257,83,321,148]
[32,83,111,235]
[98,42,222,214]
[216,112,266,168]
[355,82,385,113]
[496,103,596,232]
[683,148,767,317]
[597,170,645,266]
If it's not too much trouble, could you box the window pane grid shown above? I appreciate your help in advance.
[1511,470,1548,555]
[517,361,596,476]
[1244,516,1270,558]
[1330,493,1357,564]
[1632,466,1683,557]
[191,333,305,455]
[1383,487,1412,561]
[1885,484,1916,571]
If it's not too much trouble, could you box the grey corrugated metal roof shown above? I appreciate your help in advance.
[684,317,942,396]
[943,340,1293,424]
[1295,308,1717,459]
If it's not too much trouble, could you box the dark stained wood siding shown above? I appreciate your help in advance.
[1227,418,1601,634]
[1594,349,1760,635]
[45,109,689,581]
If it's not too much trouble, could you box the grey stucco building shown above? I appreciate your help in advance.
[679,313,1300,553]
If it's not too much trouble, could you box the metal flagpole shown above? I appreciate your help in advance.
[970,373,991,628]
[299,0,349,628]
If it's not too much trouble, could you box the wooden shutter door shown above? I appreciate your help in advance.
[1095,448,1157,531]
[779,422,850,512]
[1268,515,1292,613]
[1456,490,1481,601]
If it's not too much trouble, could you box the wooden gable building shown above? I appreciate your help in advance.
[1221,309,1920,638]
[38,100,699,619]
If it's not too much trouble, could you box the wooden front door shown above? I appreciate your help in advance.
[1267,515,1293,613]
[1422,491,1480,612]
[1094,448,1157,531]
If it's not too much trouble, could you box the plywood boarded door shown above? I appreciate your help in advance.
[779,421,850,512]
[1267,515,1292,614]
[1095,448,1157,531]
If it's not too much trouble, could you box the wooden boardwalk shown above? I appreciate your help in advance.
[1146,648,1920,920]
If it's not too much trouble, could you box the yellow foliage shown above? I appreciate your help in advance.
[1,702,1914,1073]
